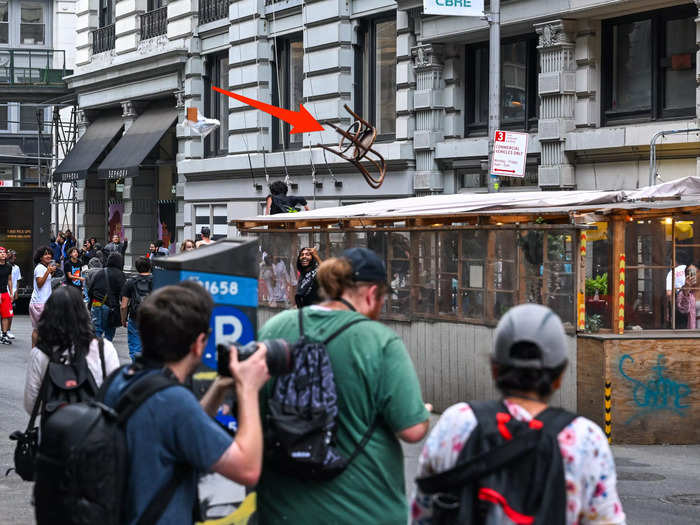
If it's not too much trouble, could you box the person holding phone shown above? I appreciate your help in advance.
[677,264,698,328]
[30,246,56,329]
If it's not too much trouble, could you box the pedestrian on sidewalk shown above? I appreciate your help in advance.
[256,248,431,525]
[412,304,626,525]
[195,227,214,248]
[6,249,20,340]
[0,247,14,345]
[104,234,128,258]
[87,252,125,342]
[29,247,55,331]
[24,285,120,415]
[100,281,270,524]
[63,247,85,291]
[120,256,153,361]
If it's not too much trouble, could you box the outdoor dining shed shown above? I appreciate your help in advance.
[235,177,700,444]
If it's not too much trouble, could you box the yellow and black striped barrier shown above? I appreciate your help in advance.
[604,381,612,443]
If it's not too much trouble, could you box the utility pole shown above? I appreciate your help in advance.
[487,0,500,193]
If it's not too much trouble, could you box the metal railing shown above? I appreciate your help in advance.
[92,24,115,54]
[0,49,69,86]
[199,0,227,24]
[141,6,168,39]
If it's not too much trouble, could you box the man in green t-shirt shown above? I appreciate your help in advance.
[257,247,431,525]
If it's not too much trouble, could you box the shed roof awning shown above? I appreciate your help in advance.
[97,106,177,180]
[236,176,700,229]
[53,113,124,182]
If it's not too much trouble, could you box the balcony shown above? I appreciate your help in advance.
[199,0,227,25]
[93,24,115,54]
[0,49,70,86]
[141,7,167,40]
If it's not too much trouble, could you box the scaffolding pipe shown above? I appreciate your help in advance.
[649,128,700,186]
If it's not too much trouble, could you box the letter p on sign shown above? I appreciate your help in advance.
[215,315,243,346]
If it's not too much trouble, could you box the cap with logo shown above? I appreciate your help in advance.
[492,303,568,369]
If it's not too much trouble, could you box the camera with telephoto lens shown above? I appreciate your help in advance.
[216,339,292,377]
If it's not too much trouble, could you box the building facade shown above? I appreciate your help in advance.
[64,0,700,262]
[0,0,74,187]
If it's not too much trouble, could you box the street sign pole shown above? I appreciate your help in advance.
[487,0,501,193]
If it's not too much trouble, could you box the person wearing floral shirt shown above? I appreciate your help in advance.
[412,304,626,525]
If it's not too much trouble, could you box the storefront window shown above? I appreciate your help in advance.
[625,219,672,329]
[460,230,486,319]
[584,223,612,330]
[488,230,517,321]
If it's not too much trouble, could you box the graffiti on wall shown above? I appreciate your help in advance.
[618,353,691,424]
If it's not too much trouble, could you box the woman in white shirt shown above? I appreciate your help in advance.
[24,285,120,414]
[29,246,56,329]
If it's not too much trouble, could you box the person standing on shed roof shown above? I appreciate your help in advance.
[265,180,309,215]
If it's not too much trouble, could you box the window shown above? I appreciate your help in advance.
[625,219,672,329]
[459,163,539,191]
[355,17,396,138]
[0,104,7,130]
[99,0,114,27]
[602,5,696,124]
[271,34,303,150]
[584,224,612,331]
[0,2,8,44]
[465,36,538,135]
[20,2,44,44]
[204,52,229,157]
[19,104,43,131]
[147,0,166,10]
[194,203,228,240]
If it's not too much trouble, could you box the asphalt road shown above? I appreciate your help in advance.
[1,315,699,524]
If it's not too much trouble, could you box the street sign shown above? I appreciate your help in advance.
[202,304,255,371]
[423,0,483,17]
[490,130,528,178]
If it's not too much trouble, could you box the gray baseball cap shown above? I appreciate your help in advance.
[493,304,568,369]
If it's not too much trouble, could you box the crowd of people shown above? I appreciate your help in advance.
[7,186,625,525]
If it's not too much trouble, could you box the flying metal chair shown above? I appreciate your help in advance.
[317,104,387,189]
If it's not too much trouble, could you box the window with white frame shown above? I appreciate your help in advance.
[20,2,44,44]
[0,104,7,130]
[0,1,8,44]
[194,203,228,241]
[19,103,44,131]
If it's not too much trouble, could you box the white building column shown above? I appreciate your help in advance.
[411,43,444,194]
[228,0,270,154]
[115,0,147,55]
[396,9,416,142]
[75,0,98,66]
[535,19,576,189]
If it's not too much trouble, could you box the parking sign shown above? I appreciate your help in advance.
[491,130,528,178]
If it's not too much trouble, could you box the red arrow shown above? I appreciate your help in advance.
[212,86,324,134]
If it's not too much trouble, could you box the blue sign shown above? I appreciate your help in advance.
[181,270,258,308]
[202,304,255,371]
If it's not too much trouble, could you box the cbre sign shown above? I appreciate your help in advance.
[423,0,483,17]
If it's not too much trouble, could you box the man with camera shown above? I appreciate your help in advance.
[101,281,270,524]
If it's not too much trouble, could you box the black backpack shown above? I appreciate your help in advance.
[34,365,189,525]
[264,307,379,481]
[38,339,106,430]
[129,275,153,318]
[416,400,576,525]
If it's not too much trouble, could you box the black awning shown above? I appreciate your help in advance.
[97,106,178,180]
[52,113,124,182]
